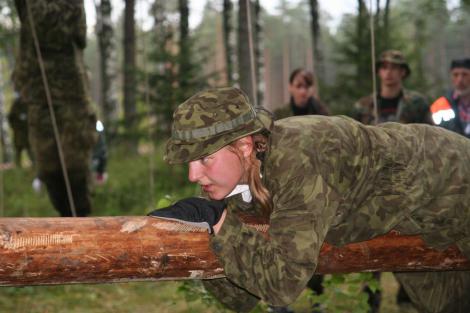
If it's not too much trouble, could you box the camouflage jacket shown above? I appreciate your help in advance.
[14,0,97,175]
[204,116,470,311]
[15,0,89,105]
[353,89,431,124]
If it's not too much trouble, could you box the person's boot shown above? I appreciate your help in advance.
[396,284,412,305]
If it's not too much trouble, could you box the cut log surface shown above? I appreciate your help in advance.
[0,216,468,287]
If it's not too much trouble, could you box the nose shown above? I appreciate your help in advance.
[188,161,203,183]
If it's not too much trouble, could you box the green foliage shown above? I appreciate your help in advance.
[143,1,211,135]
[178,281,230,311]
[308,273,380,313]
[0,0,19,57]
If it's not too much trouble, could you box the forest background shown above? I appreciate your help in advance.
[0,0,469,312]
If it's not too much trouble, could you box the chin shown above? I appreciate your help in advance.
[207,192,225,201]
[208,188,232,200]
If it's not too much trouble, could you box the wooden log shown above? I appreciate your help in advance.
[0,216,468,287]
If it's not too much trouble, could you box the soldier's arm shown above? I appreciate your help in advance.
[209,169,339,307]
[417,96,433,124]
[352,98,368,123]
[203,278,260,312]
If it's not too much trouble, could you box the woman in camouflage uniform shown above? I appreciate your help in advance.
[150,87,470,313]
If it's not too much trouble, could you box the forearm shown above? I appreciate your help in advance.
[210,210,317,306]
[203,278,259,312]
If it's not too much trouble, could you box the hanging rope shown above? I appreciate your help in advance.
[25,0,77,217]
[369,0,379,125]
[245,0,258,107]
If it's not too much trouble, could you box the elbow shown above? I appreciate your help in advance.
[259,267,312,307]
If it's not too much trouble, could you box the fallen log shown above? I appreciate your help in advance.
[0,216,468,287]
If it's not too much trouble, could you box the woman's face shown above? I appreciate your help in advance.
[289,74,312,107]
[188,138,252,200]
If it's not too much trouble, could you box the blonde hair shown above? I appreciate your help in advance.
[229,133,272,220]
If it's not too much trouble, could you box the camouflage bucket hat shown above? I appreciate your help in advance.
[165,87,273,164]
[376,50,411,78]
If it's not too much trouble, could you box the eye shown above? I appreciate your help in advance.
[201,156,212,164]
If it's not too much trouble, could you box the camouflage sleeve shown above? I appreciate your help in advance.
[402,91,432,124]
[209,173,340,307]
[202,278,260,312]
[415,96,432,124]
[351,95,374,124]
[352,100,365,122]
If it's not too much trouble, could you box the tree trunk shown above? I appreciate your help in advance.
[96,0,118,132]
[222,0,233,84]
[308,0,323,86]
[123,0,136,131]
[383,0,391,47]
[0,216,468,287]
[178,0,190,91]
[0,58,13,164]
[237,0,255,104]
[356,0,370,93]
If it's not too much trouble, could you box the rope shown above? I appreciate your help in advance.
[369,0,379,125]
[25,0,77,217]
[245,0,258,107]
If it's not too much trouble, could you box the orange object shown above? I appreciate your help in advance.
[431,97,452,113]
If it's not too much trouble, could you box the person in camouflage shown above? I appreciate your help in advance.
[354,50,431,125]
[274,68,329,120]
[273,68,328,313]
[14,0,97,216]
[354,49,428,310]
[7,91,32,168]
[150,87,470,313]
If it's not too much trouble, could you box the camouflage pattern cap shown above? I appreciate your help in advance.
[377,50,411,78]
[165,87,273,164]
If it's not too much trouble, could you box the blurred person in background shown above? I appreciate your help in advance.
[274,68,330,120]
[430,58,470,138]
[354,50,431,125]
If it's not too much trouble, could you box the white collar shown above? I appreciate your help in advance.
[226,184,252,203]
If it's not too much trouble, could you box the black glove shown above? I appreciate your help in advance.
[148,197,226,233]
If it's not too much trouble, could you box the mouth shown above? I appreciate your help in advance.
[201,184,213,193]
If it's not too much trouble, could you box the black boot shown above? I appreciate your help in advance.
[396,283,412,305]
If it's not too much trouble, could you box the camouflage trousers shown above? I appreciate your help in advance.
[12,131,33,167]
[41,170,91,217]
[27,103,96,217]
[28,103,96,176]
[395,271,470,313]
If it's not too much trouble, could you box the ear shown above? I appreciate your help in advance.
[288,83,294,94]
[399,68,407,79]
[236,136,254,158]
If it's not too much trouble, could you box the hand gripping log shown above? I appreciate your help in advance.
[0,216,469,287]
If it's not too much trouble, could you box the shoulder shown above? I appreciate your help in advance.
[354,94,374,110]
[402,89,428,106]
[272,105,292,120]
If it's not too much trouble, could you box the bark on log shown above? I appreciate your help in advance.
[0,216,468,287]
